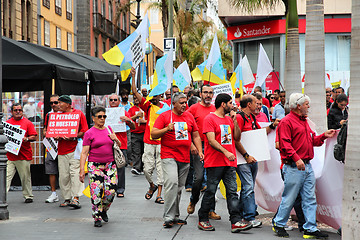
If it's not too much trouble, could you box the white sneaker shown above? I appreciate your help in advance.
[250,219,262,228]
[45,193,59,203]
[284,225,294,231]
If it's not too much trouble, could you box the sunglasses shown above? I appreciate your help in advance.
[109,99,118,102]
[50,101,59,105]
[270,97,275,99]
[13,109,23,112]
[95,115,107,119]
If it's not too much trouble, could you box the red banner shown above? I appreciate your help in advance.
[46,112,81,137]
[244,72,280,94]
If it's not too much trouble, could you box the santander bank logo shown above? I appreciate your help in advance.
[234,28,242,38]
[233,25,271,39]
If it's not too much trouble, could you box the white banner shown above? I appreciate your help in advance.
[211,83,233,105]
[253,125,342,230]
[105,107,126,133]
[43,137,58,159]
[3,121,26,155]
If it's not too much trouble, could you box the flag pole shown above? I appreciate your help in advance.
[208,65,212,85]
[273,70,285,91]
[170,83,173,123]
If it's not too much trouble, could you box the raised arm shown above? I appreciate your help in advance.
[131,67,142,102]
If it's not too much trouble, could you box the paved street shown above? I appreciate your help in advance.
[0,167,340,240]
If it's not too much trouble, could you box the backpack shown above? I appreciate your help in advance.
[333,121,348,163]
[238,111,260,130]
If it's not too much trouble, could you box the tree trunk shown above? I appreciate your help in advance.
[162,0,169,38]
[304,0,326,133]
[284,0,302,97]
[342,0,360,238]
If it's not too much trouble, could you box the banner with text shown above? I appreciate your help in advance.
[46,113,81,137]
[211,83,233,105]
[43,137,58,159]
[3,121,26,155]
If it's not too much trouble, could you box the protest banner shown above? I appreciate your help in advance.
[3,121,26,155]
[43,137,58,159]
[131,34,144,69]
[46,112,81,137]
[105,107,126,132]
[211,82,233,105]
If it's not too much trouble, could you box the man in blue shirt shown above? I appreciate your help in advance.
[272,91,286,120]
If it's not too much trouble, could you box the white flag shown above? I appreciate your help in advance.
[254,43,273,88]
[242,55,255,85]
[164,46,174,89]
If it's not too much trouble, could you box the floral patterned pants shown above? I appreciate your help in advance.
[88,161,118,221]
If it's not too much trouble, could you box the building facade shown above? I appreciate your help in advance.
[1,0,38,42]
[218,0,351,92]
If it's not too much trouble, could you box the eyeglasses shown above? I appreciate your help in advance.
[109,99,118,102]
[13,109,23,112]
[202,91,214,95]
[179,101,187,105]
[50,101,59,105]
[95,114,107,119]
[270,97,275,99]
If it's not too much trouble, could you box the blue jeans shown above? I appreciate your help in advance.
[273,163,317,232]
[236,162,258,221]
[198,166,241,224]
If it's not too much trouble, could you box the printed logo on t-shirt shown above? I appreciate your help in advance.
[175,122,188,140]
[220,125,232,145]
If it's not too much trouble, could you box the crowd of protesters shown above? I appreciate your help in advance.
[6,73,347,238]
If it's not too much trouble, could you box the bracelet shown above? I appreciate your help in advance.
[242,152,249,159]
[269,123,276,130]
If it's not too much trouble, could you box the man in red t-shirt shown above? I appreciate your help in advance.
[6,103,37,203]
[131,67,164,204]
[235,94,279,228]
[108,94,135,198]
[198,94,251,233]
[253,86,270,108]
[152,92,203,228]
[186,84,220,220]
[55,95,88,209]
[128,97,146,175]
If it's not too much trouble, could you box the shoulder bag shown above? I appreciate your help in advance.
[106,126,126,168]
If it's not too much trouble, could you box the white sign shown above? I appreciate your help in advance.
[131,34,144,68]
[43,137,58,159]
[105,107,126,132]
[3,121,26,155]
[163,37,176,61]
[211,83,233,105]
[236,128,270,165]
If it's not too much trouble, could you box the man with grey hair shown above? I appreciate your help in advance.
[272,93,335,238]
[152,92,203,228]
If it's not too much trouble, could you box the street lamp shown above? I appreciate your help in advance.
[0,3,10,220]
[135,0,141,28]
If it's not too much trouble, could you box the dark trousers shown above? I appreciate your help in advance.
[117,149,127,194]
[198,166,241,224]
[130,132,144,171]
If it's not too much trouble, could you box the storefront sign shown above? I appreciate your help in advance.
[46,112,81,137]
[3,121,26,155]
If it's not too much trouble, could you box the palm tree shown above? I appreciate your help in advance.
[228,0,302,95]
[342,0,360,238]
[304,0,326,133]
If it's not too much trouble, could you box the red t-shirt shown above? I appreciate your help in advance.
[256,112,269,123]
[114,111,132,150]
[187,103,216,142]
[272,99,280,107]
[263,97,270,108]
[153,110,198,163]
[202,113,237,168]
[140,97,163,145]
[237,112,261,132]
[6,117,38,161]
[57,109,88,155]
[128,105,146,134]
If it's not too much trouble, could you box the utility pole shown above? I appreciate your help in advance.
[168,0,173,37]
[0,2,10,221]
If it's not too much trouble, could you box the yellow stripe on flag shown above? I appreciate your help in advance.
[191,68,203,82]
[102,46,124,66]
[203,68,228,85]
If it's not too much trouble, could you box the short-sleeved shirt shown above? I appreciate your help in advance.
[187,103,216,142]
[256,112,269,123]
[120,102,133,131]
[57,109,89,155]
[83,127,114,163]
[153,110,198,163]
[128,105,146,134]
[140,97,163,145]
[113,111,132,150]
[236,112,261,132]
[202,113,237,168]
[6,117,38,161]
[272,102,285,120]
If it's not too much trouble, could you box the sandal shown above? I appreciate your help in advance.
[117,193,124,198]
[68,198,81,209]
[155,196,164,204]
[145,185,158,200]
[59,199,70,207]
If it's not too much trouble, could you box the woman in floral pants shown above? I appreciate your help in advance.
[80,106,121,227]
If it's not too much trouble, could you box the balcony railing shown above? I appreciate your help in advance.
[93,13,129,42]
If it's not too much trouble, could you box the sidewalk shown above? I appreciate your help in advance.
[0,167,340,240]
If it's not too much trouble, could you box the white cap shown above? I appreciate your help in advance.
[28,97,35,102]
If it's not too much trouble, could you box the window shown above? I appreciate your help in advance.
[122,13,127,32]
[67,32,72,51]
[108,1,112,21]
[66,0,72,20]
[150,9,158,24]
[44,20,50,46]
[103,41,106,55]
[56,27,61,48]
[93,0,98,13]
[101,0,105,16]
[43,0,50,9]
[95,37,98,57]
[55,0,62,16]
